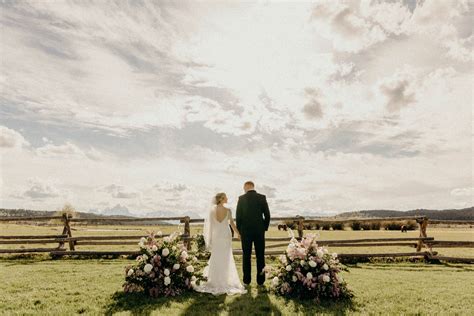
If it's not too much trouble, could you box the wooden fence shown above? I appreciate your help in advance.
[0,214,473,263]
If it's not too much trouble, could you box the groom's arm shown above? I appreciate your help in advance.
[236,196,243,233]
[262,195,270,231]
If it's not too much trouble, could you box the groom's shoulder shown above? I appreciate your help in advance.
[257,193,267,199]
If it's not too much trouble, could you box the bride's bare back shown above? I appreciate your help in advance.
[215,205,229,222]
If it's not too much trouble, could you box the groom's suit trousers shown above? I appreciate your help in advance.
[241,230,265,285]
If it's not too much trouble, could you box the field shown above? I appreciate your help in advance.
[0,223,473,315]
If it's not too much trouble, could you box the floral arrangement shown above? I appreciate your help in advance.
[123,231,203,297]
[265,231,352,302]
[194,233,210,259]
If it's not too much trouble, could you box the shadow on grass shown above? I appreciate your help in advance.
[287,296,356,316]
[104,291,230,316]
[225,286,283,316]
[183,285,355,316]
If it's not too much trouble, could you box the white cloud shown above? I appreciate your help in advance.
[98,184,140,199]
[0,126,29,148]
[36,141,85,158]
[377,70,417,113]
[12,178,62,200]
[311,1,387,53]
[451,187,474,197]
[0,1,471,214]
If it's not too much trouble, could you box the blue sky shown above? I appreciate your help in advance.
[0,0,472,216]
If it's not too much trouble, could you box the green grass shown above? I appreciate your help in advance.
[1,224,473,314]
[0,257,473,315]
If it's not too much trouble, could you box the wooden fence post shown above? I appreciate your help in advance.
[416,217,429,252]
[183,216,191,250]
[62,214,75,251]
[297,216,305,239]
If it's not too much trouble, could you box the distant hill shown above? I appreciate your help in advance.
[336,207,474,221]
[0,208,174,225]
[2,206,472,222]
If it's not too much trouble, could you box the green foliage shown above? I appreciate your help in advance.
[370,222,382,230]
[331,223,344,230]
[321,223,331,231]
[351,222,362,231]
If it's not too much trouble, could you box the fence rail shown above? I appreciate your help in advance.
[0,214,472,263]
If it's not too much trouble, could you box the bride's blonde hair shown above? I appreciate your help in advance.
[213,192,227,205]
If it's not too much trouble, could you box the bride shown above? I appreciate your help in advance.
[195,192,247,295]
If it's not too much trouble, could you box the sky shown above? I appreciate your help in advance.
[0,0,472,217]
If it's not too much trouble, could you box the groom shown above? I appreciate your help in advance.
[236,181,271,286]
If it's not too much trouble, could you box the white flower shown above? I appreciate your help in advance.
[181,251,188,259]
[292,275,297,282]
[191,276,197,281]
[300,260,306,266]
[164,276,171,286]
[172,246,177,251]
[306,272,313,279]
[279,255,287,264]
[323,275,330,283]
[332,253,338,259]
[164,268,170,276]
[163,236,170,242]
[156,231,163,237]
[308,260,317,268]
[323,248,328,254]
[173,263,180,270]
[127,269,134,277]
[186,265,194,273]
[140,237,147,244]
[272,276,279,286]
[317,249,324,258]
[142,254,148,261]
[162,248,170,257]
[337,275,344,283]
[285,265,292,271]
[144,264,153,273]
[323,263,329,270]
[151,245,158,252]
[193,256,198,262]
[190,280,196,288]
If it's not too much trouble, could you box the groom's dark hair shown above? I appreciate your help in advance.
[244,181,255,188]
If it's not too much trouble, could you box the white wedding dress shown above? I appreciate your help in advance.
[195,207,247,295]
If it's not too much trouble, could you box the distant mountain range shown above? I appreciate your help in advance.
[336,207,474,221]
[0,204,202,221]
[1,206,472,221]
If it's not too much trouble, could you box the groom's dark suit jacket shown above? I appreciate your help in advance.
[236,190,271,234]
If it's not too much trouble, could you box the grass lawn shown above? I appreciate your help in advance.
[0,257,473,315]
[1,224,473,315]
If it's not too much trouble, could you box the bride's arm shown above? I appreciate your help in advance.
[228,209,241,240]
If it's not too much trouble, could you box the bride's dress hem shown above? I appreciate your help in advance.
[194,284,247,296]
